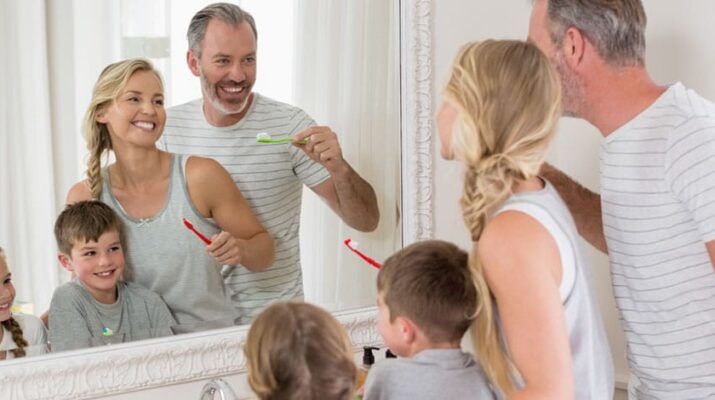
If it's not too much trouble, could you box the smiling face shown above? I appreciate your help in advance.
[188,19,257,126]
[96,69,166,148]
[0,255,16,322]
[59,231,125,304]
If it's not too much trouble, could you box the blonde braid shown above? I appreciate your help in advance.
[84,124,110,200]
[2,318,28,358]
[461,158,520,396]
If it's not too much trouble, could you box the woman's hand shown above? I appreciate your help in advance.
[207,231,246,266]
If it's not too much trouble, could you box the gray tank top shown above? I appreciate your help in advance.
[101,154,239,331]
[496,180,614,399]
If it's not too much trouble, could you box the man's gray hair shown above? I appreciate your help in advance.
[187,2,257,59]
[545,0,647,67]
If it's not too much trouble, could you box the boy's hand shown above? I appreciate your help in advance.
[207,231,245,266]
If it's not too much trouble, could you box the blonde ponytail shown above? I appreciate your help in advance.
[442,39,562,395]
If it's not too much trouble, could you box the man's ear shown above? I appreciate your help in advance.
[58,253,74,272]
[562,26,587,68]
[187,49,201,77]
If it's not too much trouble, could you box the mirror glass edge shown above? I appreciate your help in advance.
[0,0,435,397]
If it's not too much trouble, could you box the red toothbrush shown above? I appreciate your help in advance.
[344,239,381,269]
[183,218,212,245]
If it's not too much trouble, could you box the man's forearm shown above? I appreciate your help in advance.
[541,163,607,253]
[331,165,380,232]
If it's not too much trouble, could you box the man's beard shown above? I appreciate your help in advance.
[552,51,587,118]
[200,73,251,116]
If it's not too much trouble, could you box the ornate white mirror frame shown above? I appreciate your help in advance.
[0,1,433,398]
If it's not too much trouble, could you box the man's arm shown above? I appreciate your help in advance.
[295,126,380,232]
[540,163,607,253]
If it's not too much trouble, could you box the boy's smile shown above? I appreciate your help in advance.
[59,231,125,304]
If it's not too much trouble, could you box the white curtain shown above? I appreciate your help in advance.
[0,0,59,313]
[0,0,120,313]
[294,0,401,311]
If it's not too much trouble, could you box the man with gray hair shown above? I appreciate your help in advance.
[160,3,379,324]
[529,0,715,398]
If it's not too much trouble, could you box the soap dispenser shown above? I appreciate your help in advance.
[356,346,379,390]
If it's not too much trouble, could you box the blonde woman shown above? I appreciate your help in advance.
[66,59,274,330]
[244,302,357,400]
[438,40,614,399]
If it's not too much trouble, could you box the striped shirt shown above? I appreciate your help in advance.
[160,94,330,324]
[600,82,715,399]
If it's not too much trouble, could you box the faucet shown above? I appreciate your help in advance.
[199,378,238,400]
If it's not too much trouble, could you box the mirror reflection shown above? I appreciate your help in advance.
[0,0,400,357]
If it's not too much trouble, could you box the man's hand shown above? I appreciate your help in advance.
[294,126,347,173]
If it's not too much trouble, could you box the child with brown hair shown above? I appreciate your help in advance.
[49,200,175,351]
[364,240,494,400]
[0,247,48,359]
[244,301,357,400]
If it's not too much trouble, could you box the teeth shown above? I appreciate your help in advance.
[133,121,154,130]
[0,303,9,309]
[96,271,113,277]
[222,86,243,93]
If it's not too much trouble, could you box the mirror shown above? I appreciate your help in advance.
[0,0,432,395]
[1,0,430,371]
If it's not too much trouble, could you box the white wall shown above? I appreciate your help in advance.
[433,0,715,388]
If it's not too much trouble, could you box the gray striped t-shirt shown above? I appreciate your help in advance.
[600,82,715,399]
[160,94,330,324]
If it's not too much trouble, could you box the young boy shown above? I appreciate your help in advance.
[364,240,495,400]
[49,201,175,352]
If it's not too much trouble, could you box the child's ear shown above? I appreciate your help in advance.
[396,316,418,344]
[57,253,74,272]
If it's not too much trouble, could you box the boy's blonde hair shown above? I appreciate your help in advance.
[54,201,126,256]
[244,302,357,400]
[83,58,163,199]
[443,39,562,395]
[377,240,477,343]
[0,247,29,358]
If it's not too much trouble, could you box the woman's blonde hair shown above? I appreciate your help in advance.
[244,302,357,400]
[0,247,28,358]
[443,40,562,395]
[82,58,162,199]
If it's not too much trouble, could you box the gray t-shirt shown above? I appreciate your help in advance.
[101,154,240,330]
[48,279,174,352]
[364,349,495,400]
[161,94,330,324]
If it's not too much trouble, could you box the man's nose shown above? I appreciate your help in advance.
[228,62,246,82]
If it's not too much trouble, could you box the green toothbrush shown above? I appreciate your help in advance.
[256,132,308,145]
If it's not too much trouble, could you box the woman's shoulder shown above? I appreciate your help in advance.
[479,208,560,277]
[183,155,236,197]
[481,210,552,252]
[66,180,94,203]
